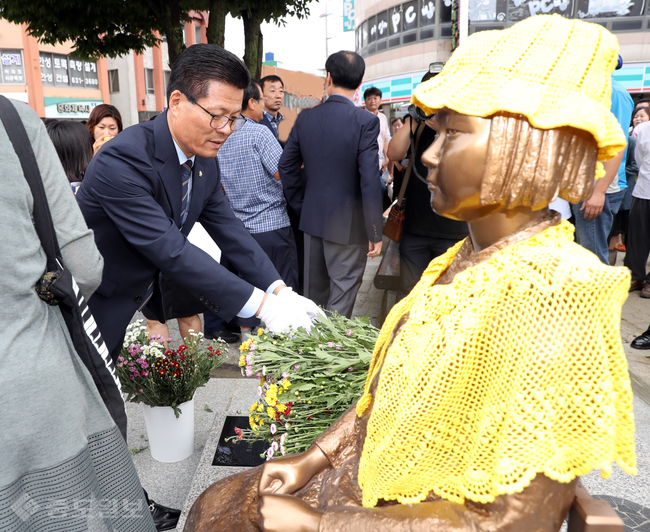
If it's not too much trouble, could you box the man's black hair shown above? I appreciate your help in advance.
[242,80,262,110]
[634,98,650,108]
[166,44,250,103]
[390,117,403,126]
[260,75,284,89]
[325,51,365,91]
[364,86,382,100]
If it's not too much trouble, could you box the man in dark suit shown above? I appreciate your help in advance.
[278,51,383,318]
[78,44,318,366]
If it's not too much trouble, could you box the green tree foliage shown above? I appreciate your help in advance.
[206,0,314,79]
[0,0,314,75]
[0,0,194,66]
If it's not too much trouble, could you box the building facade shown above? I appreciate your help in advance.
[355,0,650,115]
[0,20,109,120]
[0,12,208,125]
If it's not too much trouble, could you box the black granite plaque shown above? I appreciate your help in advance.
[212,416,267,467]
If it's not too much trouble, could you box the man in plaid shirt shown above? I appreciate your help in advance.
[217,80,299,335]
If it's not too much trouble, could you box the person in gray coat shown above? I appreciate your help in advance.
[0,100,155,532]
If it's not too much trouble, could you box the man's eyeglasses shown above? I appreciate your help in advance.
[186,94,247,131]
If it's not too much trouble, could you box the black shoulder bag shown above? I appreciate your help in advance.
[0,96,127,440]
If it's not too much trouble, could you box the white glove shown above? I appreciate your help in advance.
[276,287,325,321]
[258,292,313,334]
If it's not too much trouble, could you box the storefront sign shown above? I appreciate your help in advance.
[0,50,25,85]
[359,71,428,104]
[577,0,645,17]
[509,0,572,21]
[343,0,356,31]
[44,98,102,119]
[40,53,99,89]
[613,62,650,92]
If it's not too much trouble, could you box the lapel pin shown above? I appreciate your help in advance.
[198,170,203,178]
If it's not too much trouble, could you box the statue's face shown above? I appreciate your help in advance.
[422,108,496,221]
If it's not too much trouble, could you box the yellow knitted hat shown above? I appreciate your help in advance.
[411,14,626,167]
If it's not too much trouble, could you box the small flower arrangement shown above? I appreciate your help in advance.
[116,320,225,417]
[234,314,377,459]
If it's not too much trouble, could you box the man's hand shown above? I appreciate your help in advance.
[277,287,324,321]
[258,495,322,532]
[368,240,382,258]
[579,146,624,221]
[580,190,606,220]
[256,293,313,333]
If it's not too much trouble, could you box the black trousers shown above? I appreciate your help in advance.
[398,230,462,299]
[624,196,650,283]
[205,226,299,329]
[238,226,299,328]
[251,226,299,292]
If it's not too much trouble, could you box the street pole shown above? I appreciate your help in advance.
[459,0,469,44]
[325,0,329,58]
[320,0,333,63]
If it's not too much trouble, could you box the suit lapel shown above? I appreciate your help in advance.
[154,111,182,227]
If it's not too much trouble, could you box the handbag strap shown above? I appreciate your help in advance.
[395,122,426,208]
[0,96,62,271]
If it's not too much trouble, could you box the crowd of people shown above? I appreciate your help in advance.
[0,18,645,531]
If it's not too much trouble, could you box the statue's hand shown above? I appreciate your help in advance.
[258,445,329,495]
[258,494,322,532]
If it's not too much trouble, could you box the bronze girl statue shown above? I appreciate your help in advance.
[185,14,636,532]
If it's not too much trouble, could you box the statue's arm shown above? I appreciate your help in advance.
[312,402,359,468]
[319,475,577,532]
[259,403,359,496]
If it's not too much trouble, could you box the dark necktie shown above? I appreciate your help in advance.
[180,159,192,227]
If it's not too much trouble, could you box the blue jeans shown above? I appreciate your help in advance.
[571,189,626,264]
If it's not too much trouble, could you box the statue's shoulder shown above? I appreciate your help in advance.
[509,227,630,301]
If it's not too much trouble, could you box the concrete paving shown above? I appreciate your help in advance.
[127,247,650,530]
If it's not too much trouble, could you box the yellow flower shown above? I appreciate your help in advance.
[265,392,277,407]
[269,384,279,395]
[281,379,291,390]
[249,416,257,431]
[239,339,252,352]
[257,403,264,413]
[250,402,258,412]
[276,404,287,413]
[239,355,246,367]
[259,377,265,386]
[257,328,264,336]
[267,407,276,419]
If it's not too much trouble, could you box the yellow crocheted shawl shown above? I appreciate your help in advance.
[356,221,636,508]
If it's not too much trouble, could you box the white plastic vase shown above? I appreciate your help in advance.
[141,398,194,463]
